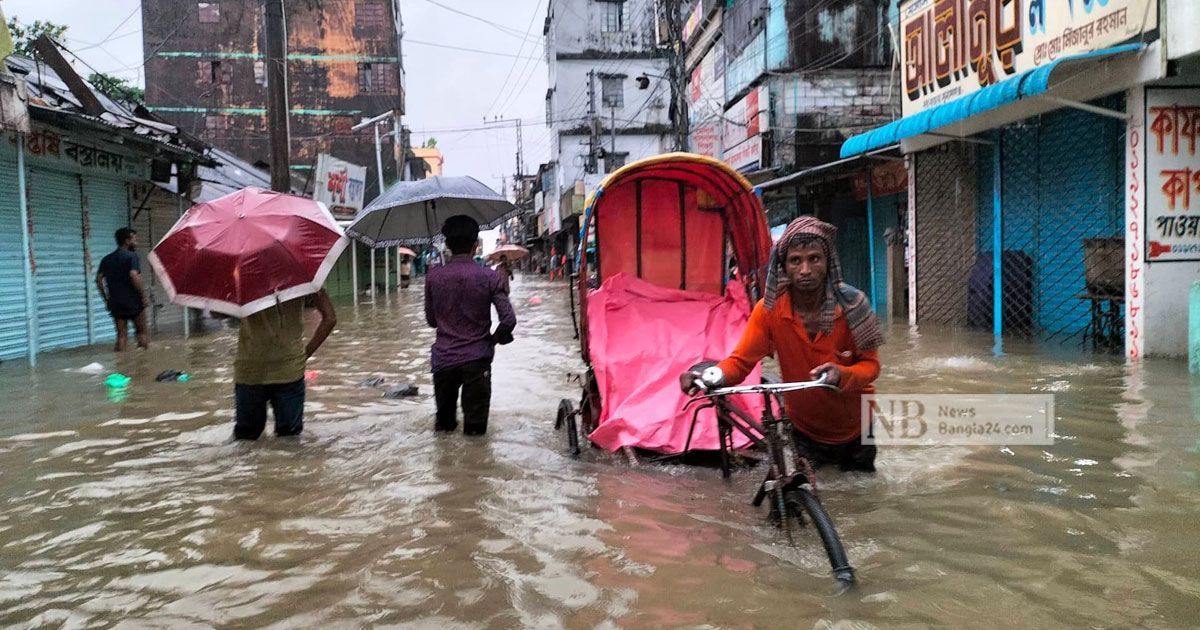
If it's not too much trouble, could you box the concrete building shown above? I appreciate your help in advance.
[140,0,407,200]
[543,0,674,252]
[412,144,444,177]
[684,0,900,315]
[0,48,210,365]
[838,0,1200,360]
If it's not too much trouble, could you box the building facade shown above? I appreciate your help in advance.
[141,0,407,200]
[543,0,674,252]
[841,0,1200,359]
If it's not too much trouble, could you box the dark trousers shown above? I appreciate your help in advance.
[433,359,492,435]
[792,429,876,472]
[234,379,305,440]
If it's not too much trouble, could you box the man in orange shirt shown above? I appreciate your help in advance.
[681,216,884,472]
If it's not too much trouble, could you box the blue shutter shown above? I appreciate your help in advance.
[85,177,132,343]
[0,154,29,360]
[29,168,89,352]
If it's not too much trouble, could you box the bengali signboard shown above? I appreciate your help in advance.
[723,85,768,172]
[12,127,148,180]
[1145,88,1200,262]
[901,0,1157,117]
[313,154,367,220]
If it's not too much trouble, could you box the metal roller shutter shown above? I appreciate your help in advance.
[84,177,131,344]
[28,168,89,352]
[0,154,29,360]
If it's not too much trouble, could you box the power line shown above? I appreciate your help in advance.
[484,0,546,117]
[405,37,542,60]
[417,0,544,45]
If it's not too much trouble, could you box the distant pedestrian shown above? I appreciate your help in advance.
[95,228,150,351]
[231,290,337,440]
[424,215,517,436]
[400,256,413,288]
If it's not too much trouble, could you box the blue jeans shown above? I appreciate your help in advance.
[234,379,305,440]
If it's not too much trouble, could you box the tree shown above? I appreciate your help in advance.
[6,17,66,58]
[88,73,145,105]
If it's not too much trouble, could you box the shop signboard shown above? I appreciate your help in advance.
[1145,88,1200,262]
[313,154,367,219]
[723,85,768,172]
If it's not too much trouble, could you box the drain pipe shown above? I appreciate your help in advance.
[16,132,39,366]
[1191,281,1200,374]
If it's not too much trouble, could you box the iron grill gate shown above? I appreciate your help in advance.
[913,143,979,328]
[84,177,131,344]
[0,154,28,360]
[912,98,1125,346]
[28,167,89,352]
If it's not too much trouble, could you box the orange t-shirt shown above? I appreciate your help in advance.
[716,292,880,445]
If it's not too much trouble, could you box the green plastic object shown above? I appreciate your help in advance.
[105,373,131,389]
[177,374,190,382]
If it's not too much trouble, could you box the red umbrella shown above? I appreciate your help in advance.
[148,187,348,318]
[486,244,529,264]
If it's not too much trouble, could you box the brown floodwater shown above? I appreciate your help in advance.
[1,275,1198,628]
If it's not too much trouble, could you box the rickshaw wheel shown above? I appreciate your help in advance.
[556,399,581,456]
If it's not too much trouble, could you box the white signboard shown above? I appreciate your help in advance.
[723,85,768,172]
[901,0,1157,116]
[1145,88,1200,262]
[313,153,367,219]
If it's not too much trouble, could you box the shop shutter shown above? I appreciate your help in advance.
[0,154,29,360]
[28,168,88,351]
[84,177,131,344]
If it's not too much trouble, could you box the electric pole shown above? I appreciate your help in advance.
[662,0,689,152]
[587,70,600,174]
[263,0,291,192]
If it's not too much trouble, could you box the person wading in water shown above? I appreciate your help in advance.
[681,216,884,471]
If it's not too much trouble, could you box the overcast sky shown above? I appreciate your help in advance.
[2,0,550,192]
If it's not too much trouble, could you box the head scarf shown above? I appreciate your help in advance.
[763,216,884,351]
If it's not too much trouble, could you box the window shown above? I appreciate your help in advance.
[606,152,628,173]
[254,60,266,86]
[600,1,624,32]
[358,63,395,94]
[198,2,220,23]
[355,1,387,29]
[545,88,554,125]
[600,75,624,108]
[205,115,230,131]
[200,60,232,85]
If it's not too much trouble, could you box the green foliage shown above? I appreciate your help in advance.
[88,73,145,105]
[6,17,67,58]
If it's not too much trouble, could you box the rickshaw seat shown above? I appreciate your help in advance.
[584,273,762,453]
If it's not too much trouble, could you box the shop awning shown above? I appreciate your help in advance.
[840,43,1148,159]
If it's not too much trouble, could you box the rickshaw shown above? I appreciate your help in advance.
[554,153,855,585]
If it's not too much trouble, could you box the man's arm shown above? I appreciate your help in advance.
[95,271,109,308]
[812,350,880,391]
[491,274,516,344]
[305,289,337,358]
[423,277,437,328]
[714,302,773,385]
[129,269,150,308]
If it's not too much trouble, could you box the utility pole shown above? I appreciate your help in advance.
[662,0,689,152]
[483,116,525,179]
[263,0,291,192]
[587,70,600,174]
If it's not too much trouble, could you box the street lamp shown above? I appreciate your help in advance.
[351,110,401,303]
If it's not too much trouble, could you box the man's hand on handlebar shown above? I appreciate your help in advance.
[810,363,842,387]
[679,371,702,394]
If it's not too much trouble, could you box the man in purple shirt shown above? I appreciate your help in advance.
[424,215,517,435]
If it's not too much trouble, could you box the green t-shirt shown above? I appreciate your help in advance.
[234,299,306,385]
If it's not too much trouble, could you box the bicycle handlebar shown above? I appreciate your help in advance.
[689,373,838,403]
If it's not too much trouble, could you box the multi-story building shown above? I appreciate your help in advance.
[543,0,674,252]
[141,0,408,201]
[684,0,899,313]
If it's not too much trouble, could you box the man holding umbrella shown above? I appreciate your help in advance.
[425,215,516,435]
[149,188,348,441]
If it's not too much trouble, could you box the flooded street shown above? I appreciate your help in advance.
[1,275,1198,628]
